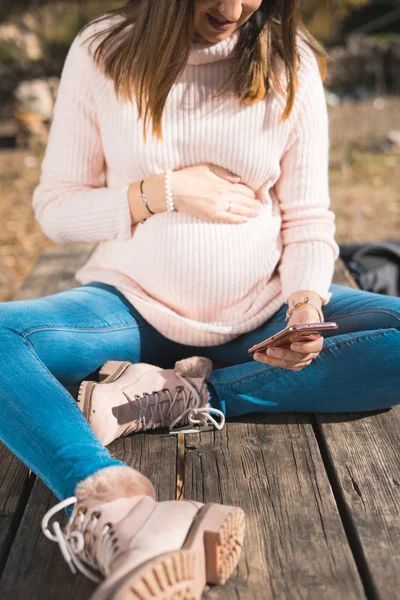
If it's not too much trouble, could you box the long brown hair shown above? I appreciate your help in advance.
[80,0,327,142]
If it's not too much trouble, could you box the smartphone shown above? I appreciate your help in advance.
[248,322,338,355]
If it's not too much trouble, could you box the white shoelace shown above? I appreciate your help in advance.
[41,497,114,583]
[124,371,225,435]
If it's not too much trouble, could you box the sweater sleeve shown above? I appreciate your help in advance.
[274,43,340,306]
[32,29,133,244]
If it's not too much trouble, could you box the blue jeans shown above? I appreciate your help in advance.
[0,281,399,517]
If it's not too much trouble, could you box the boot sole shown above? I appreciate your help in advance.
[77,380,97,420]
[110,503,245,600]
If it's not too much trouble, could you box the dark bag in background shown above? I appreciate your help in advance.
[339,240,400,297]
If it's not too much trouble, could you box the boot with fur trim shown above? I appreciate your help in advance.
[77,356,225,446]
[73,465,156,504]
[41,465,245,600]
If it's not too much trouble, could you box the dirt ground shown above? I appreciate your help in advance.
[0,95,399,302]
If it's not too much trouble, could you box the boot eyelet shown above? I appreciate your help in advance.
[162,388,169,393]
[104,522,113,529]
[134,394,141,400]
[77,506,87,516]
[176,385,185,392]
[91,511,101,519]
[113,545,120,553]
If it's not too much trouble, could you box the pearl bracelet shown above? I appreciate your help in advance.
[165,169,175,212]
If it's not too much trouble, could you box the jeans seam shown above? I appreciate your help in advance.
[211,328,397,389]
[19,322,148,337]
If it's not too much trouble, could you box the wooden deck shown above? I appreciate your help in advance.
[0,244,399,599]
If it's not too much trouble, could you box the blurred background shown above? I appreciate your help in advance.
[0,0,399,301]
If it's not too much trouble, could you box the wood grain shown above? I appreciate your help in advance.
[184,415,366,599]
[316,407,400,599]
[318,254,400,599]
[0,433,177,600]
[12,244,96,300]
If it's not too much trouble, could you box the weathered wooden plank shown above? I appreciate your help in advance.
[177,257,361,598]
[0,243,177,598]
[0,434,177,600]
[315,408,400,599]
[0,445,33,576]
[13,243,96,300]
[111,432,178,503]
[319,253,400,598]
[184,415,366,599]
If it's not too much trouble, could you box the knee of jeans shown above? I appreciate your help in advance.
[0,308,14,334]
[0,307,26,341]
[0,300,33,336]
[0,322,20,345]
[0,325,25,368]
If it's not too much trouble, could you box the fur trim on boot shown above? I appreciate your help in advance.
[174,356,213,380]
[74,465,156,504]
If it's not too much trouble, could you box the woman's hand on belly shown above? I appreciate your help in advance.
[172,163,262,224]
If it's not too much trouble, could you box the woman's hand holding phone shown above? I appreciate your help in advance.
[253,305,326,371]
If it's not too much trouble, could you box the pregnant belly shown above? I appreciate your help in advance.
[120,209,282,318]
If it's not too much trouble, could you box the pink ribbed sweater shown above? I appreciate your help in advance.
[32,16,340,346]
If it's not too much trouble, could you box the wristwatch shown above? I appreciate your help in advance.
[285,295,324,323]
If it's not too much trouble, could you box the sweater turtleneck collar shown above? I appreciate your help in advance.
[187,28,240,65]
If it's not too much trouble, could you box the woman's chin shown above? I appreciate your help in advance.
[193,31,206,43]
[193,27,227,44]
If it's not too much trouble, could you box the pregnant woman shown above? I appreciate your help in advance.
[1,1,399,599]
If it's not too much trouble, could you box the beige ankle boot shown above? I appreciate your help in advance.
[76,356,225,446]
[41,465,245,600]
